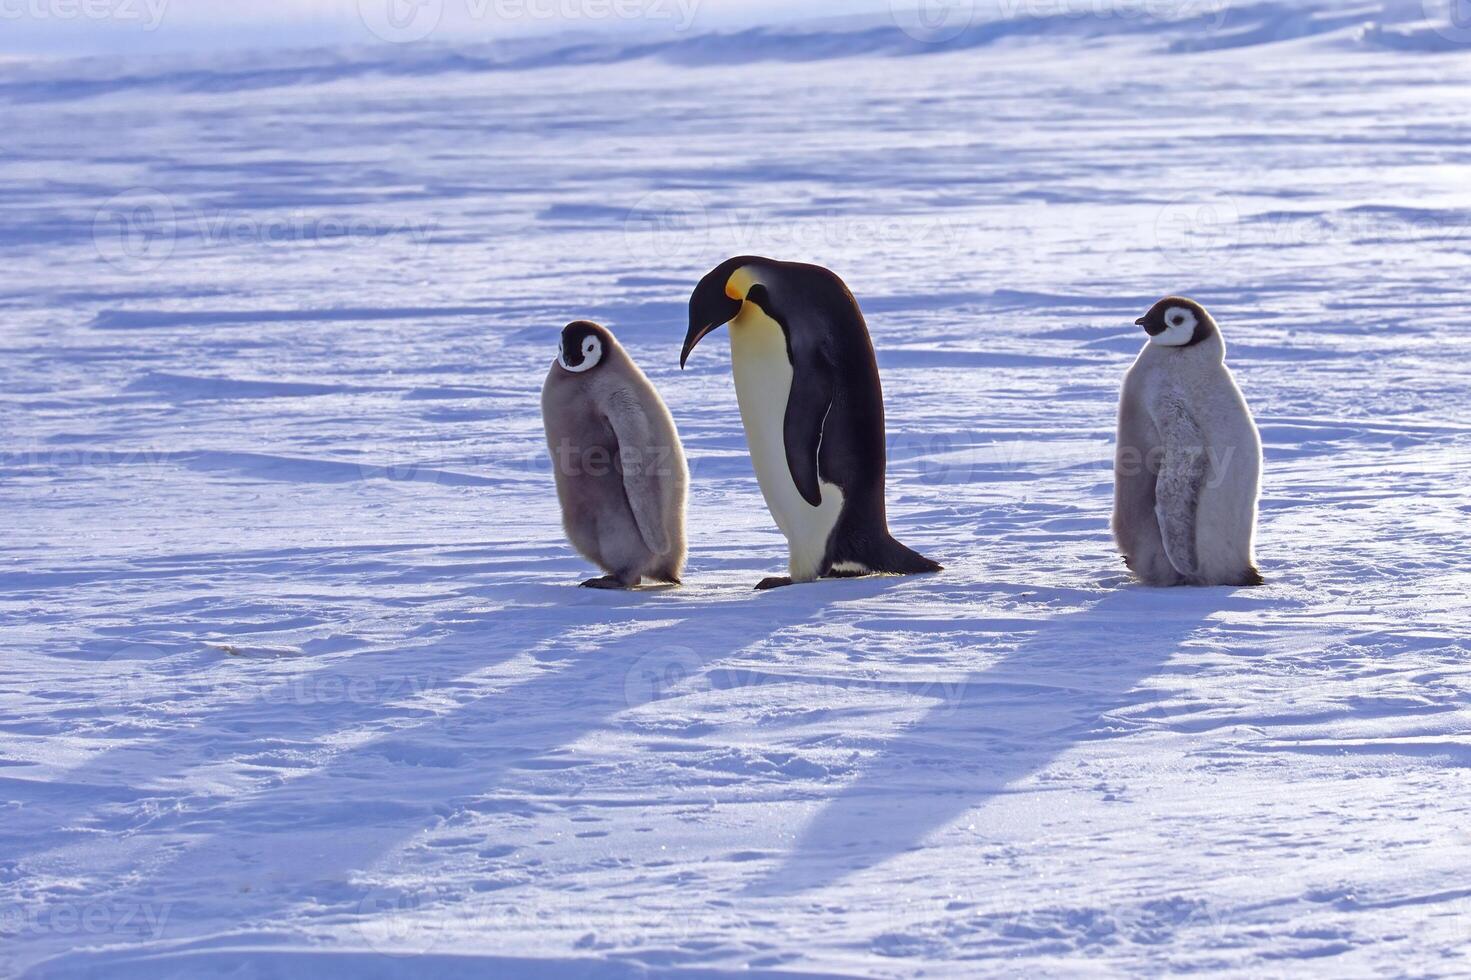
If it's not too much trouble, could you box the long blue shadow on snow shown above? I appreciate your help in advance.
[750,586,1266,895]
[12,573,909,976]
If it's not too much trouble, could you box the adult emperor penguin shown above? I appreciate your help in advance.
[542,320,688,589]
[681,256,942,590]
[1113,297,1263,587]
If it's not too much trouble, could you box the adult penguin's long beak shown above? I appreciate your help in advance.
[681,271,744,368]
[680,320,727,369]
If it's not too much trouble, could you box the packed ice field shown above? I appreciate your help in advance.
[2,1,1470,976]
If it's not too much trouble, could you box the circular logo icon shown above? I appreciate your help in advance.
[355,885,451,953]
[0,904,26,937]
[891,0,977,44]
[623,191,710,260]
[101,641,169,702]
[1153,195,1241,270]
[358,0,444,44]
[623,645,707,709]
[1424,0,1471,43]
[358,429,451,484]
[93,189,176,272]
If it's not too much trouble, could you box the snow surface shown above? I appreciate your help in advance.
[3,2,1471,977]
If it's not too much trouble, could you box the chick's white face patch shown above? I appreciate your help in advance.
[1150,306,1198,347]
[558,335,603,373]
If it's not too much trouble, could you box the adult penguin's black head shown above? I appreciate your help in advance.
[1135,296,1217,349]
[681,255,774,368]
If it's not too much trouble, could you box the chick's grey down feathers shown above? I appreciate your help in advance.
[1113,299,1263,588]
[542,322,688,588]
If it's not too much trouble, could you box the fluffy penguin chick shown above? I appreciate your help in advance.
[1113,297,1263,587]
[542,321,688,589]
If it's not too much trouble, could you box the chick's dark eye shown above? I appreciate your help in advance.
[1170,316,1184,326]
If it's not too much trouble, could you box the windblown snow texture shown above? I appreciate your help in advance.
[2,2,1470,977]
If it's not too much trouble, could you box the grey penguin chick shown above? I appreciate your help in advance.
[542,321,688,588]
[1113,297,1263,587]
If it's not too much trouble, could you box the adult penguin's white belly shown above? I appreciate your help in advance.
[728,300,845,582]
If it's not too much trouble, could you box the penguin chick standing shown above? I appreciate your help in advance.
[681,256,942,590]
[1113,297,1263,587]
[543,321,688,588]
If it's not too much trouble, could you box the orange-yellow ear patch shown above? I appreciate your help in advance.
[725,266,756,301]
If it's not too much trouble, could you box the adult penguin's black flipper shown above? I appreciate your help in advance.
[782,370,833,510]
[747,281,833,510]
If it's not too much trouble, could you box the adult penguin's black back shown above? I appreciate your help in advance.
[682,256,942,589]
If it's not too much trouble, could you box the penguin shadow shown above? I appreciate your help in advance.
[0,606,579,868]
[9,564,902,965]
[745,585,1263,897]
